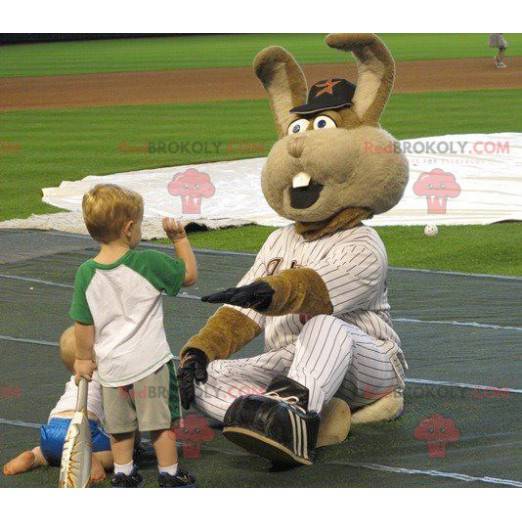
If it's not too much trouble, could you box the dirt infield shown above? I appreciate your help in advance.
[2,57,522,111]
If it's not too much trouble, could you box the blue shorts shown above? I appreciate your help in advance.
[40,417,111,467]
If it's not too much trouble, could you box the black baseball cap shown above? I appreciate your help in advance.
[290,78,356,116]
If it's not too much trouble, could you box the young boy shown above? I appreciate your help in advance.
[71,184,198,488]
[3,329,112,482]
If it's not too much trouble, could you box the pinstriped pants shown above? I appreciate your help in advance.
[194,315,405,421]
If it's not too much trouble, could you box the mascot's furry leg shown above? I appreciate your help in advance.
[316,391,404,449]
[316,398,351,448]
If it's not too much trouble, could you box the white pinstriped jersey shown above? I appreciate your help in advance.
[227,224,401,353]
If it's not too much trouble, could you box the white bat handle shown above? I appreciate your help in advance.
[76,378,89,412]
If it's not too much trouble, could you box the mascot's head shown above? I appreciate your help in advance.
[254,33,409,225]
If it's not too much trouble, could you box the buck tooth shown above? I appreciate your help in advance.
[292,172,311,189]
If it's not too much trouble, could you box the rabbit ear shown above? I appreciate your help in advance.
[254,46,308,138]
[326,33,395,125]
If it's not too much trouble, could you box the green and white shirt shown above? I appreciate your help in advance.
[69,249,185,387]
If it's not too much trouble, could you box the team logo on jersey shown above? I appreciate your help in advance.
[267,258,283,275]
[267,258,303,275]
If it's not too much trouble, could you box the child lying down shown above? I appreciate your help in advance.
[3,328,112,482]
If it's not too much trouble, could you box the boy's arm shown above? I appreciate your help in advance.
[74,322,96,382]
[163,218,198,286]
[174,237,197,286]
[69,264,96,381]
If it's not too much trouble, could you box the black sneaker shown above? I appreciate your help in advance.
[158,469,196,488]
[111,467,144,488]
[223,375,320,466]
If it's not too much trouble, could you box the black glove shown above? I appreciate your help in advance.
[201,281,274,311]
[177,348,208,410]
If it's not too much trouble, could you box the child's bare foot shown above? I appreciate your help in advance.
[3,450,36,476]
[90,455,106,483]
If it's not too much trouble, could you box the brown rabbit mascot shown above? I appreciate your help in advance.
[178,33,409,466]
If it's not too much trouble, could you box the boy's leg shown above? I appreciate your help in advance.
[134,362,179,472]
[3,446,46,476]
[101,385,139,480]
[32,446,47,466]
[109,433,142,488]
[90,454,108,482]
[134,362,194,487]
[110,432,135,470]
[90,450,114,481]
[93,450,113,471]
[150,429,177,469]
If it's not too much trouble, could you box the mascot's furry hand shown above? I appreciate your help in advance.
[178,348,209,409]
[202,281,274,311]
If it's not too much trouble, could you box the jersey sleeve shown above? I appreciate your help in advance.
[69,264,94,325]
[310,242,386,315]
[139,250,186,296]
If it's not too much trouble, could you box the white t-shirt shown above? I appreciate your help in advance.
[69,249,185,387]
[49,376,105,422]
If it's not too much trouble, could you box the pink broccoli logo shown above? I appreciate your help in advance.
[413,168,461,214]
[167,168,215,215]
[414,414,460,458]
[171,414,215,459]
[0,384,22,399]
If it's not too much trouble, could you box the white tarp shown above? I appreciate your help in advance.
[1,132,521,239]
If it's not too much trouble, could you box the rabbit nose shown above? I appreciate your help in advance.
[287,135,306,158]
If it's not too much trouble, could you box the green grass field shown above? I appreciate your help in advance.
[1,87,521,276]
[2,89,521,222]
[1,34,521,277]
[181,223,522,277]
[1,33,522,77]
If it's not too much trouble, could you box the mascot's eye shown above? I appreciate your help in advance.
[313,116,336,130]
[287,119,309,135]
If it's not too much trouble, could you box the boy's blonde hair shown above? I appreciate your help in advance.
[82,184,143,243]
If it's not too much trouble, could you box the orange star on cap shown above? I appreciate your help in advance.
[314,79,342,97]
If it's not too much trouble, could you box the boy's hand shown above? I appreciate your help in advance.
[164,217,198,286]
[162,218,187,243]
[74,359,96,383]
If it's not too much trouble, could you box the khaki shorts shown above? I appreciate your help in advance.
[102,360,180,434]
